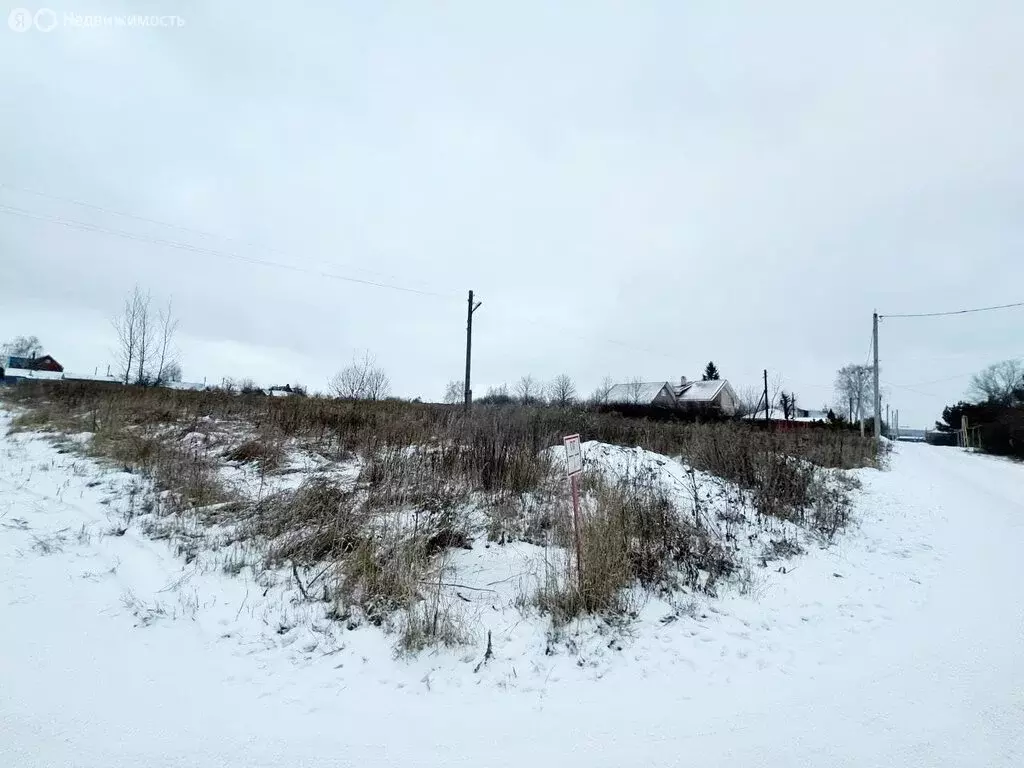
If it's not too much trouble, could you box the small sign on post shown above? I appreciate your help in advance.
[564,433,582,478]
[563,434,584,590]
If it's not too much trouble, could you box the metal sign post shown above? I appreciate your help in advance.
[563,434,584,591]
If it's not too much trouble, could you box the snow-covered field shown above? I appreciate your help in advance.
[2,411,1022,766]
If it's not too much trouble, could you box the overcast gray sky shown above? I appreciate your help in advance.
[2,1,1023,426]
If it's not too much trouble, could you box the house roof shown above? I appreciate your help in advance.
[606,381,674,405]
[167,381,207,391]
[676,379,728,402]
[743,407,826,423]
[63,372,120,383]
[5,355,63,370]
[2,368,64,381]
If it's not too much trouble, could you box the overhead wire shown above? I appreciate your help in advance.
[0,203,453,299]
[0,181,456,296]
[880,301,1024,319]
[1,195,703,369]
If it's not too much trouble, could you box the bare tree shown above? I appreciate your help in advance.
[835,363,874,428]
[548,374,577,407]
[134,290,154,385]
[767,372,785,416]
[968,359,1024,405]
[112,287,180,386]
[160,361,183,383]
[2,335,42,359]
[153,300,180,386]
[589,375,616,405]
[238,378,262,394]
[734,385,763,418]
[443,379,464,404]
[626,377,646,405]
[330,351,391,401]
[515,374,540,404]
[112,286,150,385]
[478,384,513,405]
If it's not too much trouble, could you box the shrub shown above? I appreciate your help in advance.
[534,474,736,624]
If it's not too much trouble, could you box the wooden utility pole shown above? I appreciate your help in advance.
[873,311,881,441]
[763,369,769,421]
[886,404,890,438]
[464,290,482,410]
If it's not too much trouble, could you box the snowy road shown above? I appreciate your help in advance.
[1,427,1022,767]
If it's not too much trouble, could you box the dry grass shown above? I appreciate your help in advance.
[534,474,737,624]
[224,436,286,471]
[1,381,877,644]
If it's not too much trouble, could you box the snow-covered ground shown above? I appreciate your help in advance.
[2,414,1022,766]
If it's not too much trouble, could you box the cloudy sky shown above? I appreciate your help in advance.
[2,1,1022,426]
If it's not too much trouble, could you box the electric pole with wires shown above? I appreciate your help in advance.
[464,290,482,410]
[873,311,881,441]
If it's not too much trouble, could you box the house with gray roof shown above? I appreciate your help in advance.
[606,376,738,416]
[606,381,678,408]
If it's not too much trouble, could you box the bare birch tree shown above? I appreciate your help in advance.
[134,290,153,385]
[153,300,181,385]
[111,287,183,386]
[112,287,180,386]
[113,287,147,385]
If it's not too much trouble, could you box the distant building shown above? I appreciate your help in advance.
[744,407,828,423]
[3,354,64,373]
[606,381,678,408]
[1,368,64,386]
[794,407,828,421]
[62,371,121,384]
[606,376,739,416]
[674,377,738,416]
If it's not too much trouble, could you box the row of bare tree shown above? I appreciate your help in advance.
[442,373,585,407]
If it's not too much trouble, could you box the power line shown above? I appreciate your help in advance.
[881,300,1024,319]
[2,197,772,375]
[889,372,972,388]
[0,181,457,296]
[1,198,747,373]
[884,382,951,399]
[0,203,453,299]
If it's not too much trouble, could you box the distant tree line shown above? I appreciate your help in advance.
[935,359,1024,458]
